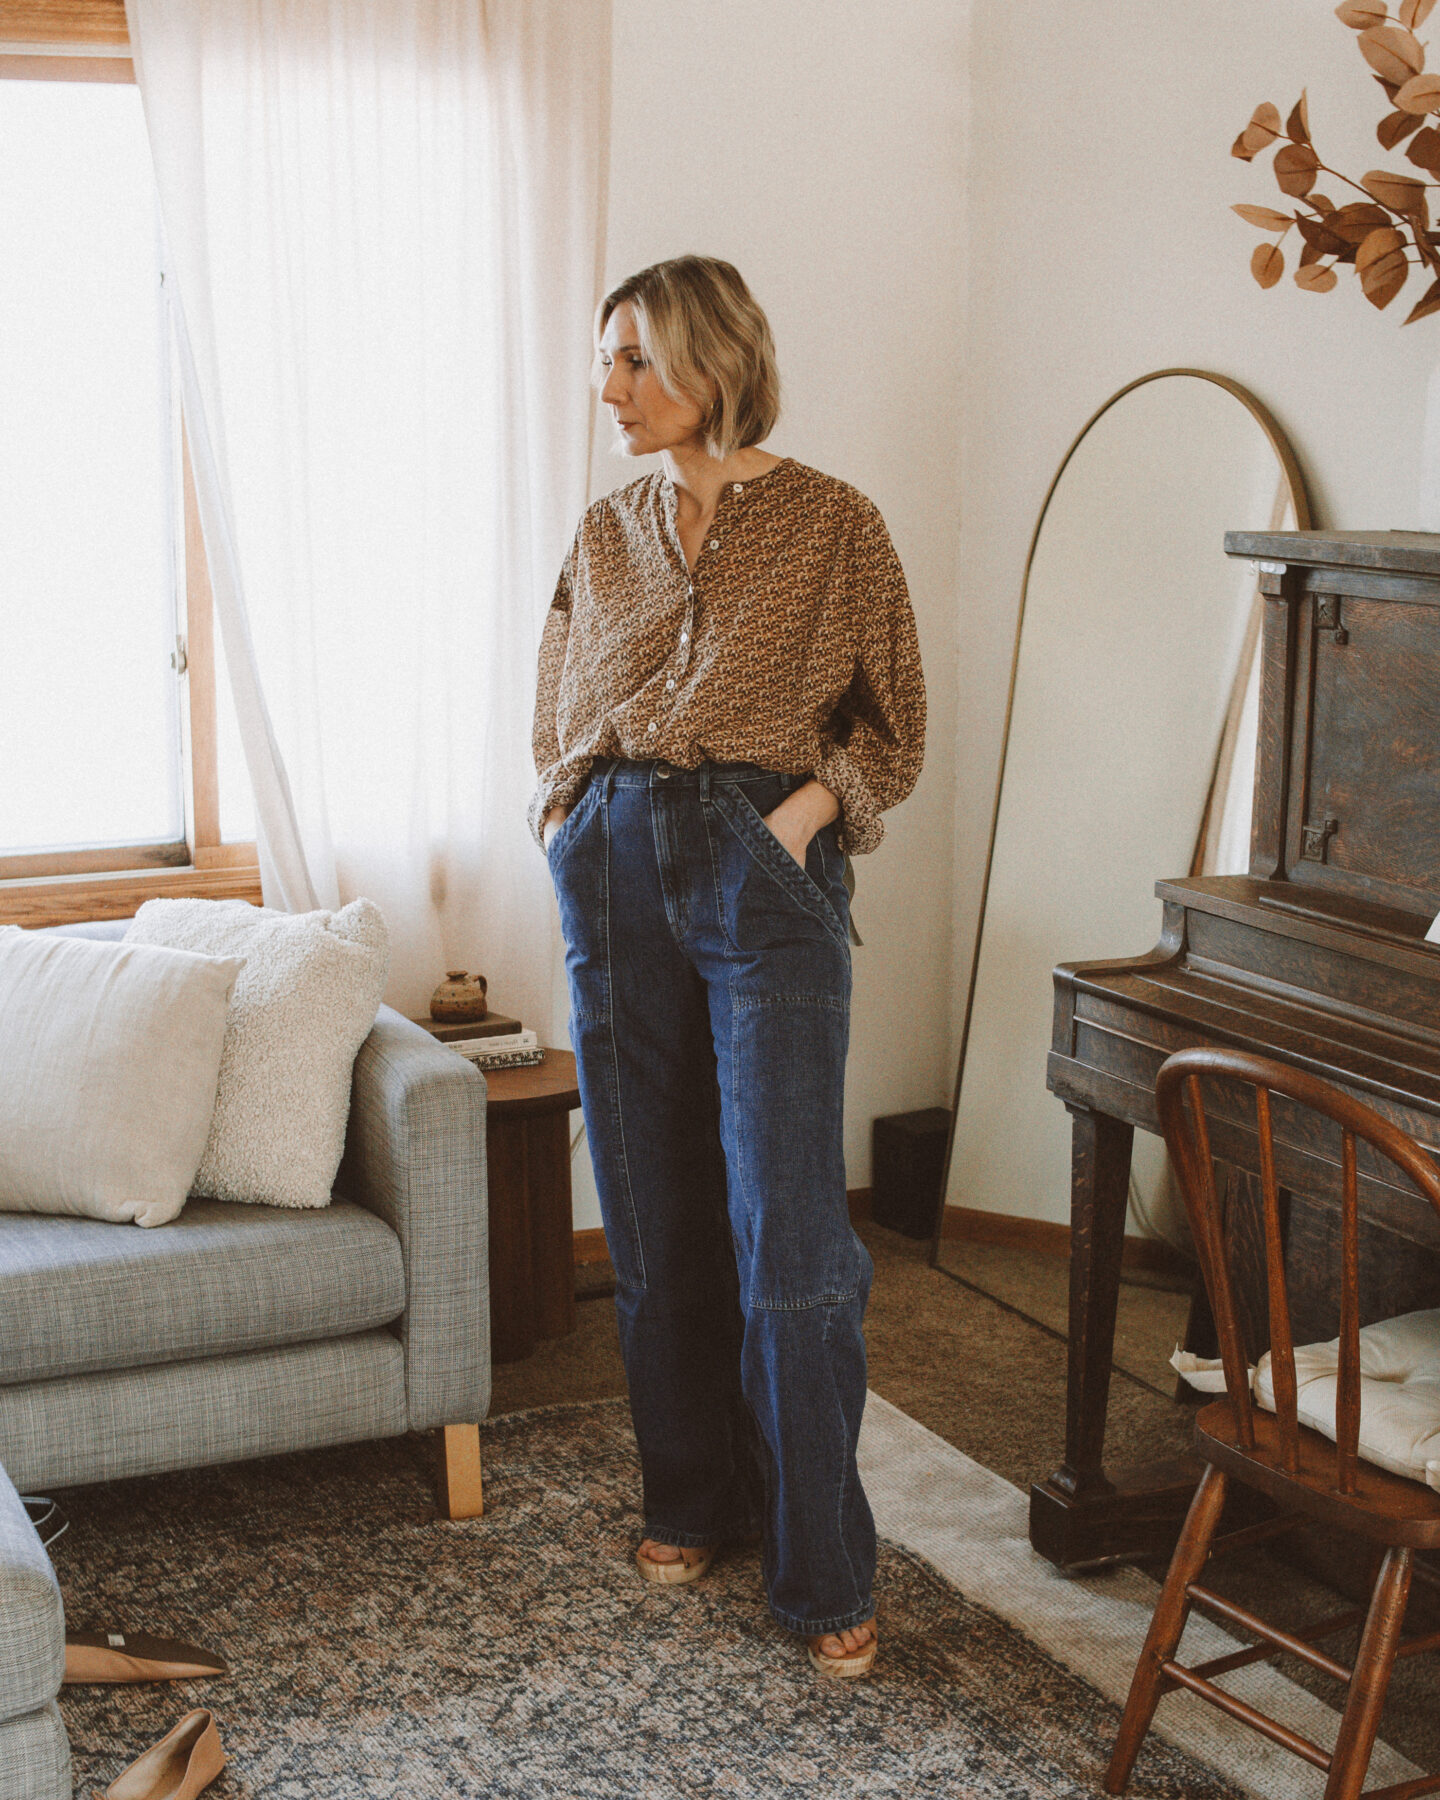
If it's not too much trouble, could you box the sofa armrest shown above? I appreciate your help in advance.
[338,1006,489,1430]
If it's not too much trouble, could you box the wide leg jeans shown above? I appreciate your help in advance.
[547,759,875,1635]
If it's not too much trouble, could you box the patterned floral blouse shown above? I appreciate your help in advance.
[529,458,925,853]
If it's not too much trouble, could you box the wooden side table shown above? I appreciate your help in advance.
[412,1019,582,1362]
[479,1051,582,1363]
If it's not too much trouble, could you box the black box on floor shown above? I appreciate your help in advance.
[871,1107,951,1238]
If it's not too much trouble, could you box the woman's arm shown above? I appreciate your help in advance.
[528,559,586,849]
[812,499,926,855]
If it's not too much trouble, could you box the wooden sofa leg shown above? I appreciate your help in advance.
[437,1424,484,1520]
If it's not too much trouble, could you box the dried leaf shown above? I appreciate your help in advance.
[1357,224,1408,265]
[1309,192,1338,214]
[1297,213,1350,255]
[1402,0,1436,26]
[1360,25,1425,84]
[1251,242,1285,288]
[1300,237,1327,266]
[1286,92,1311,143]
[1241,102,1284,155]
[1407,123,1440,168]
[1232,129,1257,161]
[1274,142,1321,195]
[1233,203,1294,229]
[1363,166,1430,209]
[1379,106,1426,145]
[1295,262,1340,290]
[1357,226,1410,304]
[1336,0,1388,22]
[1327,200,1396,242]
[1404,274,1440,319]
[1396,71,1440,110]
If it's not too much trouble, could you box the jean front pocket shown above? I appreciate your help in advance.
[714,783,850,953]
[544,777,598,873]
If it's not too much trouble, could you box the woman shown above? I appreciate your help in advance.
[531,256,924,1678]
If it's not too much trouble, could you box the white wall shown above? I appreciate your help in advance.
[952,2,1440,1218]
[568,0,968,1230]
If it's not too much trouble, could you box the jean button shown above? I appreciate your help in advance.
[657,767,670,779]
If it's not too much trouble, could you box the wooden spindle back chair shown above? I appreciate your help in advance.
[1107,1046,1440,1800]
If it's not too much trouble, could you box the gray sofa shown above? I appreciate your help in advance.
[0,919,490,1796]
[0,1464,66,1800]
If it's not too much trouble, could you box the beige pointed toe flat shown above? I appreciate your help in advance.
[103,1708,225,1800]
[65,1631,228,1685]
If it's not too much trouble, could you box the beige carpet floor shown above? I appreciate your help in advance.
[493,1221,1439,1778]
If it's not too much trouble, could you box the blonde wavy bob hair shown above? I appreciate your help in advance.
[597,256,780,459]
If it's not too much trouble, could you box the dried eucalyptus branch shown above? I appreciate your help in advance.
[1232,0,1440,323]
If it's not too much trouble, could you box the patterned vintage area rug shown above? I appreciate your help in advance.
[47,1395,1391,1798]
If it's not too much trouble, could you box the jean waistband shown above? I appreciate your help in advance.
[594,758,802,791]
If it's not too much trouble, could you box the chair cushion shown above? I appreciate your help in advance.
[1174,1309,1440,1490]
[0,1198,404,1386]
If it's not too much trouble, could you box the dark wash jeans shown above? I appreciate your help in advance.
[547,759,875,1635]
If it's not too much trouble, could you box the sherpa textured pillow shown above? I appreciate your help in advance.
[126,897,390,1209]
[0,926,243,1227]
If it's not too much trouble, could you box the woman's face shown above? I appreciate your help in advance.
[598,301,708,457]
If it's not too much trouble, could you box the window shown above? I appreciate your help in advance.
[0,2,259,923]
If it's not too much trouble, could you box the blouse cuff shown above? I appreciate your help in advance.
[528,763,592,852]
[814,745,884,855]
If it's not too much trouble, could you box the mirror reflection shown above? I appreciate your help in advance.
[933,371,1308,1358]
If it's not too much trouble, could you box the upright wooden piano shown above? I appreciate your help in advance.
[1032,530,1440,1571]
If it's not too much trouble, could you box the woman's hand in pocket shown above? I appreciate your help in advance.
[761,779,840,867]
[542,805,572,849]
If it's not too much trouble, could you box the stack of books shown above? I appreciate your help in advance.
[445,1029,545,1072]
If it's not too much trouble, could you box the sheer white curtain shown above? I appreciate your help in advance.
[124,0,610,1029]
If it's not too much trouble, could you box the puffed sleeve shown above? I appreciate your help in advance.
[813,498,926,854]
[527,556,592,849]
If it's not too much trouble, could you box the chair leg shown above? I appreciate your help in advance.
[437,1423,484,1520]
[1322,1545,1412,1800]
[1105,1463,1228,1795]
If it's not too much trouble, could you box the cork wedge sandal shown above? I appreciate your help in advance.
[635,1541,717,1586]
[806,1621,878,1679]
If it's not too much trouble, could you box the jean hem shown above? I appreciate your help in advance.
[642,1521,752,1549]
[770,1602,875,1636]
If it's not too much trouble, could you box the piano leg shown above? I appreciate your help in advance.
[1028,1103,1198,1570]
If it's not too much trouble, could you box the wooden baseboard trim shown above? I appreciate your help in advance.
[940,1203,1194,1280]
[573,1227,610,1265]
[573,1198,1190,1281]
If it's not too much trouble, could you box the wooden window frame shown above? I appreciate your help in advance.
[0,7,261,925]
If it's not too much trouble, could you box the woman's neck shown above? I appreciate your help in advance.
[661,441,782,524]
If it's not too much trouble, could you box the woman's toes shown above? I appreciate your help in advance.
[638,1539,682,1565]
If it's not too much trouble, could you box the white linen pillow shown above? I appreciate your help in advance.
[0,927,243,1227]
[125,897,390,1209]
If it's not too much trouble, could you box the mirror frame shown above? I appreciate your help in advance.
[930,367,1313,1262]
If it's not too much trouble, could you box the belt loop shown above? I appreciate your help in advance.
[699,764,712,804]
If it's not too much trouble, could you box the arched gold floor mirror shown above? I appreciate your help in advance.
[933,370,1311,1283]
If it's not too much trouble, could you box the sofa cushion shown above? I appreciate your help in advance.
[0,1198,405,1386]
[0,1459,64,1727]
[0,929,242,1228]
